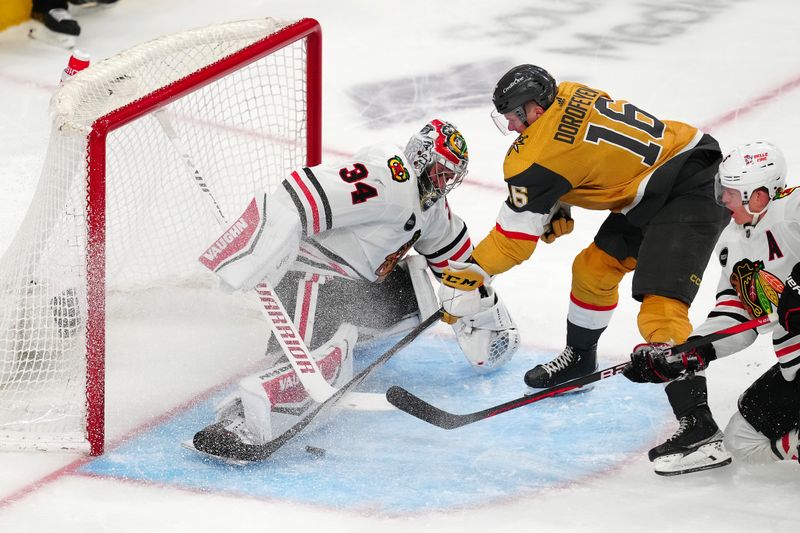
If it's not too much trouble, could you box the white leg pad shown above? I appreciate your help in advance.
[226,323,358,443]
[452,286,520,372]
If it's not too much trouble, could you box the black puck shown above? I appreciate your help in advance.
[305,445,326,458]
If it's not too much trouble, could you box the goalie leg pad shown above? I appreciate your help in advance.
[220,323,357,443]
[453,286,520,372]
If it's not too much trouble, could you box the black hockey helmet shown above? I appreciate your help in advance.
[492,64,557,114]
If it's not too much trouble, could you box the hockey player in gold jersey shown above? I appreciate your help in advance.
[439,64,729,405]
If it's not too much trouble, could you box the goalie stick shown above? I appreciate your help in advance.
[154,109,388,409]
[386,313,774,430]
[194,309,443,462]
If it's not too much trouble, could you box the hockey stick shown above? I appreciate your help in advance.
[202,309,443,462]
[154,110,384,408]
[386,313,774,430]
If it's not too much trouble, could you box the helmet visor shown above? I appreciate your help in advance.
[491,109,513,135]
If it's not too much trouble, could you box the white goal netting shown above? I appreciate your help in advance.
[0,18,319,453]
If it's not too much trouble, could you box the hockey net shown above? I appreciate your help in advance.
[0,18,321,455]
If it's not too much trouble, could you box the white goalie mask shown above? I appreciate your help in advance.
[404,119,469,210]
[715,141,787,216]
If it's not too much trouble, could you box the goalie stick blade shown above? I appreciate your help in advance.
[181,439,252,467]
[187,406,324,464]
[185,310,443,464]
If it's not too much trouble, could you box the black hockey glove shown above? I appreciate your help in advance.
[623,341,716,383]
[778,262,800,334]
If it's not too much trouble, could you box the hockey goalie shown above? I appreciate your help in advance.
[190,119,520,461]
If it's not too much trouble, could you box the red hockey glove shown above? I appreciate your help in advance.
[623,342,716,383]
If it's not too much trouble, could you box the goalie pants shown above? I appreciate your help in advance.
[271,267,419,350]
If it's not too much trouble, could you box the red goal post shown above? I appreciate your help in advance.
[0,18,322,455]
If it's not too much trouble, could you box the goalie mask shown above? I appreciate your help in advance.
[404,119,469,210]
[715,141,787,217]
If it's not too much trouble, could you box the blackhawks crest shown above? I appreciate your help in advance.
[729,258,784,318]
[387,155,410,183]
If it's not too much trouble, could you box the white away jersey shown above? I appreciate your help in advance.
[275,144,472,282]
[693,187,800,380]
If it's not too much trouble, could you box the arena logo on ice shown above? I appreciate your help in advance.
[348,0,752,126]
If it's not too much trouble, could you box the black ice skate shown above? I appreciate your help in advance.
[649,406,731,476]
[524,344,597,389]
[29,8,80,49]
[188,416,261,465]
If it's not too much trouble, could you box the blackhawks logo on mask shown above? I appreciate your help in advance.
[729,258,784,318]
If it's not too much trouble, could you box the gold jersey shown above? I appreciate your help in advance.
[473,81,710,275]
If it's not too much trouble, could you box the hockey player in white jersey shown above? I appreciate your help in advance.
[191,119,520,460]
[625,141,799,474]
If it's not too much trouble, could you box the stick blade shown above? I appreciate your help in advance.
[386,386,467,430]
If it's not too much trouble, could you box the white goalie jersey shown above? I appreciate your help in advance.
[283,144,472,282]
[200,143,472,291]
[693,187,800,381]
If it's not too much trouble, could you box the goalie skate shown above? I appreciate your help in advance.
[187,324,356,463]
[653,439,732,476]
[181,428,253,467]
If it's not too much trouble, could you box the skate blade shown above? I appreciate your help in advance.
[524,382,595,397]
[181,439,252,467]
[653,440,732,476]
[28,26,76,49]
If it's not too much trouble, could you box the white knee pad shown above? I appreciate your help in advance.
[452,286,519,372]
[723,411,781,465]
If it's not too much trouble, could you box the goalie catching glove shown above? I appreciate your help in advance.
[452,285,520,372]
[623,341,716,383]
[438,260,491,324]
